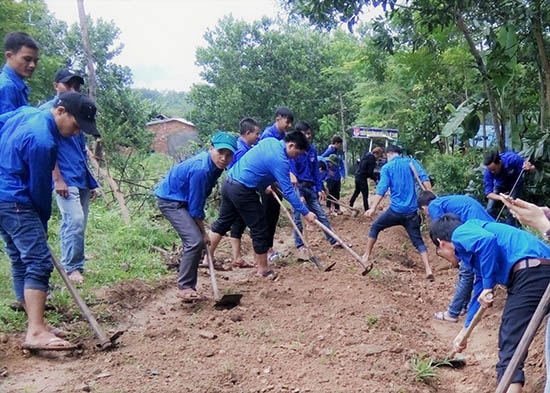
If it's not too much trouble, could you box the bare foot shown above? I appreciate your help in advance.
[68,271,84,284]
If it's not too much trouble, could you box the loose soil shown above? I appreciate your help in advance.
[1,198,547,393]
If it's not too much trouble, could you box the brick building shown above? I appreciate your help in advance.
[146,115,197,157]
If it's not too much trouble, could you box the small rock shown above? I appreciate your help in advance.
[0,333,8,343]
[76,383,91,391]
[262,367,271,374]
[230,313,243,322]
[199,330,217,339]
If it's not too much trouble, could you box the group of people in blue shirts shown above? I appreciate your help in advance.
[2,29,550,392]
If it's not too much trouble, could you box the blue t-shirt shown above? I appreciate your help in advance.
[0,109,59,227]
[376,156,429,214]
[228,138,309,216]
[228,136,253,169]
[452,220,550,327]
[0,65,29,114]
[154,151,223,220]
[483,151,524,196]
[428,195,495,222]
[289,143,322,192]
[38,97,98,189]
[260,123,284,141]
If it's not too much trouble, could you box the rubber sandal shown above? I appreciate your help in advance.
[256,269,278,281]
[231,259,255,268]
[433,311,458,323]
[22,337,77,351]
[176,289,206,302]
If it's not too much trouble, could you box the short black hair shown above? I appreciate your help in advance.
[295,120,311,133]
[275,106,294,122]
[331,135,343,144]
[319,160,327,171]
[417,190,437,208]
[284,130,309,151]
[4,32,39,52]
[428,213,463,247]
[239,117,259,135]
[483,151,501,166]
[386,144,402,155]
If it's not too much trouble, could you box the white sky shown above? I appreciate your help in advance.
[45,0,282,92]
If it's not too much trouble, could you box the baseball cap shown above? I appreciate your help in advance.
[211,131,237,153]
[54,92,100,137]
[54,68,85,85]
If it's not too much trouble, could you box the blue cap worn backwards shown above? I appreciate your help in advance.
[211,131,237,153]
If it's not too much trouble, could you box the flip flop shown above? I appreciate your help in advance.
[256,269,278,281]
[22,337,77,351]
[231,259,255,268]
[433,311,458,323]
[176,289,207,302]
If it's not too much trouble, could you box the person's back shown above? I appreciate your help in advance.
[429,195,495,222]
[378,155,426,214]
[0,32,39,114]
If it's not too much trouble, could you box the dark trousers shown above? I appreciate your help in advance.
[261,190,280,249]
[368,207,427,253]
[349,177,369,210]
[496,264,550,385]
[325,179,341,211]
[211,178,270,254]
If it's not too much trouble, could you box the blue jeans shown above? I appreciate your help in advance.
[447,262,474,318]
[368,208,427,253]
[0,203,53,301]
[292,184,335,248]
[56,187,90,274]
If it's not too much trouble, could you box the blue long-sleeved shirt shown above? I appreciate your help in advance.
[154,151,223,220]
[428,195,495,222]
[228,137,253,169]
[376,156,429,214]
[289,144,323,193]
[452,220,550,327]
[38,98,98,189]
[0,109,59,227]
[260,123,284,141]
[0,65,29,114]
[228,138,309,216]
[321,144,346,178]
[483,151,524,196]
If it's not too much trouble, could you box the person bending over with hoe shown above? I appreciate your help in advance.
[209,131,317,280]
[155,132,237,301]
[418,191,494,323]
[362,144,434,280]
[429,214,550,393]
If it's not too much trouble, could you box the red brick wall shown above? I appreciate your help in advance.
[148,121,197,154]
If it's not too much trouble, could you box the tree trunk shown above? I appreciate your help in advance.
[531,0,550,129]
[455,11,504,151]
[77,0,96,100]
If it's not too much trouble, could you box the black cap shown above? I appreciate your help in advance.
[54,92,100,137]
[54,68,85,85]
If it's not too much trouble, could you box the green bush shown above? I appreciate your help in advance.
[424,150,485,201]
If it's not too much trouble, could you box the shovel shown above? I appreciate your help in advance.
[326,194,360,217]
[271,191,335,272]
[205,245,242,309]
[312,219,371,276]
[49,247,123,350]
[433,300,489,368]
